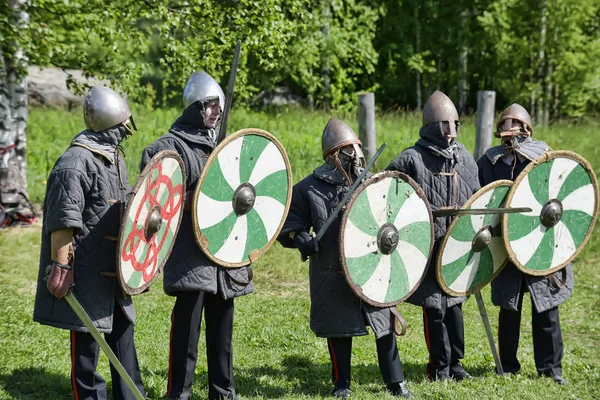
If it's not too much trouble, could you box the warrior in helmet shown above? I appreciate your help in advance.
[386,90,480,381]
[140,72,253,400]
[477,104,572,385]
[33,87,145,399]
[278,119,413,399]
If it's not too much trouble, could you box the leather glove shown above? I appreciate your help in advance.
[45,261,74,299]
[294,231,319,259]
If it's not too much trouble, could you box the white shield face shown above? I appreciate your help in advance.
[340,171,433,307]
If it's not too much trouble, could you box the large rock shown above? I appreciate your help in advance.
[254,87,302,108]
[27,66,109,109]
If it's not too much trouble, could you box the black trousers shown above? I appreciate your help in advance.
[498,290,563,376]
[327,333,405,390]
[70,302,145,400]
[166,291,235,400]
[422,300,465,379]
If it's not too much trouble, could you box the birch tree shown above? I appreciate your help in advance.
[0,0,28,195]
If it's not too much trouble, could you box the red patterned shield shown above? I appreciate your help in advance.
[117,151,186,295]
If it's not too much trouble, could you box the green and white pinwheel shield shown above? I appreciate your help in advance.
[503,151,599,276]
[340,171,434,307]
[437,180,512,297]
[193,128,293,267]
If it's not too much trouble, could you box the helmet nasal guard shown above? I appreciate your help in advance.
[422,90,460,137]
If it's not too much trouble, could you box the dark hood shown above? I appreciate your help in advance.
[71,127,129,164]
[169,101,219,147]
[416,122,458,160]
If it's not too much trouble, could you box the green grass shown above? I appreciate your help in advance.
[2,109,600,399]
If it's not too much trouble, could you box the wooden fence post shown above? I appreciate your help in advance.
[358,92,376,162]
[474,90,496,160]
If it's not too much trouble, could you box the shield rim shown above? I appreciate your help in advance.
[339,170,434,308]
[502,150,599,276]
[192,128,293,268]
[117,150,186,295]
[436,180,513,297]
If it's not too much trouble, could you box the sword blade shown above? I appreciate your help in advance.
[217,39,241,144]
[432,207,532,217]
[474,291,504,375]
[315,143,387,243]
[64,292,145,400]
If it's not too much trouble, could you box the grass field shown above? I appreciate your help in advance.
[1,108,599,399]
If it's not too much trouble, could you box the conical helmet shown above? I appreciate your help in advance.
[321,118,364,161]
[495,103,533,138]
[182,71,225,111]
[422,90,459,137]
[84,86,135,133]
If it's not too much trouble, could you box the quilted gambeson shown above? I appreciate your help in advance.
[278,166,397,339]
[34,127,135,333]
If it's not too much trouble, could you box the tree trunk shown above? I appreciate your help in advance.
[457,9,469,115]
[530,53,536,120]
[307,67,315,111]
[321,0,331,111]
[536,0,547,126]
[544,62,552,126]
[553,83,560,123]
[0,0,29,195]
[436,56,442,92]
[0,50,13,186]
[414,5,422,112]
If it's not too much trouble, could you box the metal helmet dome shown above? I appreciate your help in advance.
[83,86,134,132]
[182,71,225,110]
[422,90,459,137]
[495,103,534,138]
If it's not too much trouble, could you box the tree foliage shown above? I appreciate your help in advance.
[1,0,599,118]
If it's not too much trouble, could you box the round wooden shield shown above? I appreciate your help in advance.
[118,150,185,295]
[437,180,512,296]
[503,150,599,276]
[339,171,434,307]
[193,128,293,267]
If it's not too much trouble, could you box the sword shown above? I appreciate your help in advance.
[432,207,532,217]
[64,292,145,400]
[301,143,387,261]
[474,291,504,375]
[217,39,241,144]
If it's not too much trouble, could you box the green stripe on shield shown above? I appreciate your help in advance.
[253,170,289,205]
[348,191,380,237]
[203,158,235,202]
[385,251,409,302]
[203,211,238,254]
[239,135,271,183]
[347,252,383,288]
[243,209,268,259]
[386,179,414,225]
[525,227,554,270]
[557,165,591,201]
